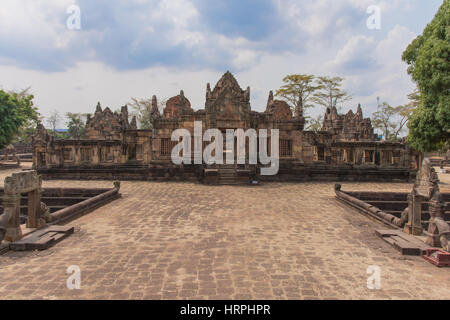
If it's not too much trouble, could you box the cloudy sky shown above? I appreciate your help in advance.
[0,0,443,127]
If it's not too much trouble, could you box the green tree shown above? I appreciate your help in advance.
[66,113,89,139]
[275,74,321,113]
[0,89,39,149]
[312,76,353,111]
[407,88,421,109]
[372,101,414,141]
[402,0,450,152]
[11,88,42,144]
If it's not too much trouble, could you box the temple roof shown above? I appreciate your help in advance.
[163,90,192,119]
[212,71,244,94]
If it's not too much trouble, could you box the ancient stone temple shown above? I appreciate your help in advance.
[33,72,419,184]
[322,104,376,142]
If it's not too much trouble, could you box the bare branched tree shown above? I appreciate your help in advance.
[46,110,61,136]
[128,97,167,129]
[311,76,353,111]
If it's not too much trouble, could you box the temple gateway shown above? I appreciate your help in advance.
[33,72,419,184]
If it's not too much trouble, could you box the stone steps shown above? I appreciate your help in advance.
[218,165,238,185]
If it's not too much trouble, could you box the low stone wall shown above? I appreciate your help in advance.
[49,185,121,225]
[37,163,417,183]
[260,164,416,183]
[37,165,202,182]
[335,185,450,230]
[0,184,120,253]
[335,186,405,229]
[0,185,121,225]
[0,163,20,171]
[0,143,32,155]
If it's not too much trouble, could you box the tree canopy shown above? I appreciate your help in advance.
[0,89,39,149]
[311,76,352,111]
[275,74,321,113]
[66,113,89,139]
[372,101,414,141]
[402,0,450,152]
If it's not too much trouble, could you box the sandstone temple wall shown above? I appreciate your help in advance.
[32,72,419,183]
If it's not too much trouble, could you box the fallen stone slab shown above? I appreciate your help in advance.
[375,229,432,256]
[9,225,74,251]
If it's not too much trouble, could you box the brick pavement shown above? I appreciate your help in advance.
[0,166,449,300]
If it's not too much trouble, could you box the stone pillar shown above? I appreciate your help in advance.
[2,194,22,242]
[404,193,423,236]
[26,189,45,229]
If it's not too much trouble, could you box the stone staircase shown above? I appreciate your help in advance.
[218,164,238,185]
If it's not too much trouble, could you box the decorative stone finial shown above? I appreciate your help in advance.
[179,90,186,106]
[206,83,211,100]
[245,86,250,100]
[266,91,274,112]
[357,103,362,114]
[295,97,303,118]
[152,95,158,110]
[130,116,137,129]
[95,102,102,113]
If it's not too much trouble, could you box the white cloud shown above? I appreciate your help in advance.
[0,0,73,48]
[0,62,221,120]
[330,35,378,72]
[334,24,418,115]
[0,0,427,127]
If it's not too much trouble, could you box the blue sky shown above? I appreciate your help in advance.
[0,0,444,129]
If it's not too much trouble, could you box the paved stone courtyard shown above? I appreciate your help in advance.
[0,166,449,300]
